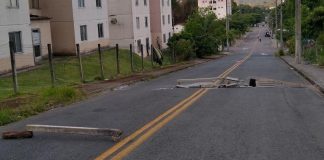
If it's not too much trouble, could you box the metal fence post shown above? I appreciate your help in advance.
[9,41,18,94]
[172,44,176,64]
[141,44,144,71]
[47,44,55,87]
[130,44,134,72]
[116,44,120,74]
[76,44,84,83]
[151,44,154,67]
[98,44,104,80]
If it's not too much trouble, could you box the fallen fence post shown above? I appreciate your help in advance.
[116,44,120,74]
[130,44,134,72]
[76,44,84,83]
[48,44,55,87]
[26,124,123,141]
[98,44,104,80]
[141,44,144,71]
[9,41,18,94]
[2,131,33,139]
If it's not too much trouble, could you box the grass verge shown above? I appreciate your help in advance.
[0,49,174,126]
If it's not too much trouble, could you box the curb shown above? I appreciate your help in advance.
[280,57,324,94]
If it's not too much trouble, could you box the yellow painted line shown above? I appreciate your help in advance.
[95,89,205,160]
[111,89,209,160]
[96,29,261,160]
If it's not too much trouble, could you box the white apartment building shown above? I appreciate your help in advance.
[198,0,232,19]
[150,0,173,49]
[0,0,34,73]
[39,0,110,55]
[108,0,152,56]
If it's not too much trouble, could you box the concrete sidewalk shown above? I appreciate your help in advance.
[281,56,324,93]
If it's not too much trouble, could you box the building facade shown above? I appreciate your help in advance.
[0,0,34,73]
[150,0,173,49]
[108,0,152,56]
[198,0,232,19]
[39,0,110,55]
[29,0,52,62]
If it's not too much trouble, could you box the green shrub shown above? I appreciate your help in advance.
[0,109,16,126]
[318,54,324,66]
[303,48,318,63]
[287,37,295,55]
[41,87,79,103]
[174,39,195,61]
[275,49,285,57]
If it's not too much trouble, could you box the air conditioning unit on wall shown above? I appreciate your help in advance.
[109,15,118,25]
[111,18,118,24]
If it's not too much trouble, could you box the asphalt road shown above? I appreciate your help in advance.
[1,27,324,160]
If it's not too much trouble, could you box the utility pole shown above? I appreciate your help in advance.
[295,0,302,64]
[275,0,278,48]
[226,0,230,52]
[280,0,283,50]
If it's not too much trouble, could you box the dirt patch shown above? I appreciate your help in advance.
[0,95,34,109]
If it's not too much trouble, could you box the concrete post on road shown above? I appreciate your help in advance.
[141,44,144,71]
[116,44,120,74]
[295,0,302,64]
[9,41,18,94]
[47,44,55,87]
[76,44,84,83]
[130,44,134,72]
[98,44,104,80]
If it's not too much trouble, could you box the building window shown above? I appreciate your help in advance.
[136,17,140,29]
[145,17,148,28]
[144,0,147,6]
[30,0,39,9]
[9,0,19,8]
[78,0,85,7]
[162,15,165,25]
[162,0,164,6]
[80,25,87,41]
[167,0,170,6]
[135,0,139,6]
[9,32,22,53]
[168,15,171,24]
[163,34,166,43]
[169,32,171,39]
[96,0,102,7]
[98,23,104,38]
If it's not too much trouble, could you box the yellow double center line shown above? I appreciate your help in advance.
[96,37,259,160]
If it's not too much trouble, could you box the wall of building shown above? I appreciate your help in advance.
[150,0,173,49]
[72,0,110,54]
[40,0,75,55]
[107,0,134,49]
[131,0,152,55]
[0,0,34,73]
[160,0,173,48]
[198,0,232,19]
[31,20,52,59]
